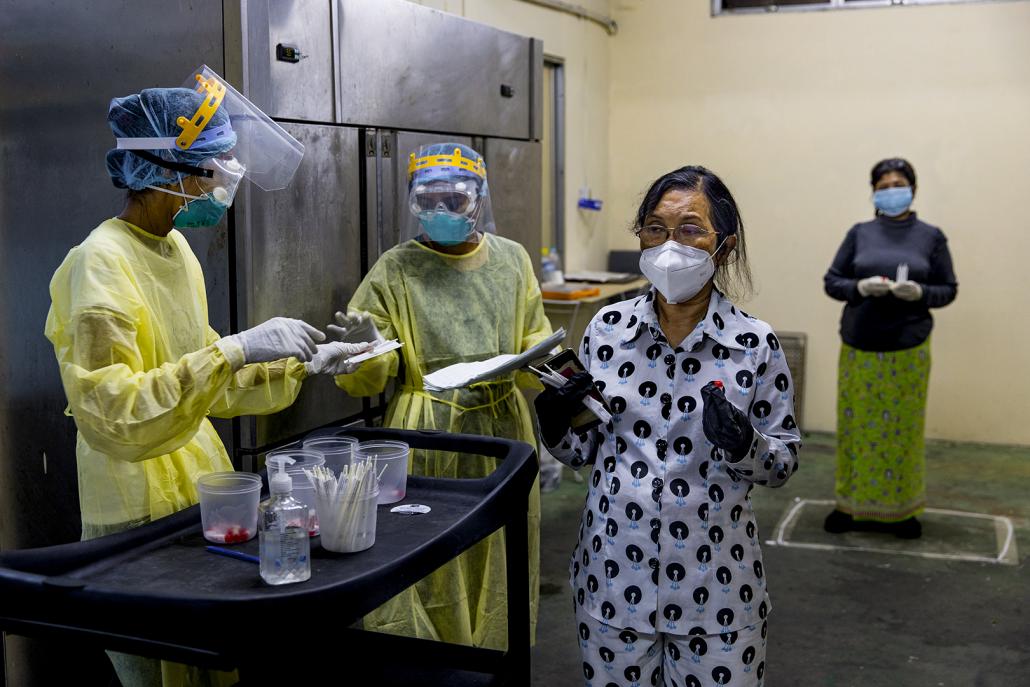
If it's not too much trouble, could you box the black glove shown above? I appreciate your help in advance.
[701,381,755,462]
[534,371,596,446]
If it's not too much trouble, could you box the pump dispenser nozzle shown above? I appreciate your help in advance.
[267,455,295,495]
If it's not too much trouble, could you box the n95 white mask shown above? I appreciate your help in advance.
[639,240,722,304]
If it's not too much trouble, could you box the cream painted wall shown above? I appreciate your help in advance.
[409,0,614,272]
[607,0,1030,444]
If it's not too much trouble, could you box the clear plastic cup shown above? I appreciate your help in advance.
[304,426,351,442]
[303,436,358,475]
[315,488,379,553]
[354,440,410,505]
[197,472,261,544]
[265,448,325,536]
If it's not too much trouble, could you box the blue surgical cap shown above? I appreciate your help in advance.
[409,142,487,190]
[105,87,237,190]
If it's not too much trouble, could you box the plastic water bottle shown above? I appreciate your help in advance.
[549,246,564,284]
[541,246,564,286]
[259,456,311,585]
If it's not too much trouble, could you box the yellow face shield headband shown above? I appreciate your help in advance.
[114,74,233,155]
[175,73,227,151]
[407,147,487,182]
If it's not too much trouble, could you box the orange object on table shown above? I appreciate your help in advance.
[541,284,601,300]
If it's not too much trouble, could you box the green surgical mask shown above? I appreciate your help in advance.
[172,192,230,228]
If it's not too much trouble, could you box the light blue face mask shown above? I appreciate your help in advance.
[418,211,474,246]
[873,187,913,217]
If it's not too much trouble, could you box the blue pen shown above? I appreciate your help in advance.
[206,545,260,565]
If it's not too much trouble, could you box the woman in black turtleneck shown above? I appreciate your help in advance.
[822,158,958,539]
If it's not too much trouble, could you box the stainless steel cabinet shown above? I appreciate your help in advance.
[0,4,226,683]
[336,0,534,138]
[234,123,364,449]
[227,0,336,123]
[484,138,543,276]
[2,1,542,680]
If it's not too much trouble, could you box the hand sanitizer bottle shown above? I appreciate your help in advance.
[259,456,311,585]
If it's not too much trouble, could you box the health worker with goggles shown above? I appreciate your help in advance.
[332,143,553,650]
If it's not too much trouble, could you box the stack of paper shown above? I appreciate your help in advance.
[423,328,566,392]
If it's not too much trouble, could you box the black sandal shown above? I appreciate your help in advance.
[893,517,922,539]
[823,509,853,534]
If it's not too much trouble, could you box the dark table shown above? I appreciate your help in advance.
[0,427,538,685]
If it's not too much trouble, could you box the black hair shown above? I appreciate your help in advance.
[870,158,916,189]
[632,165,753,301]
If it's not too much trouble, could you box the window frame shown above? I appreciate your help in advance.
[543,56,566,258]
[713,0,1024,16]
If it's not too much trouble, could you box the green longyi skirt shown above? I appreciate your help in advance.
[835,339,931,522]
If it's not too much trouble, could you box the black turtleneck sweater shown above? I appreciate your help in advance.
[824,213,958,352]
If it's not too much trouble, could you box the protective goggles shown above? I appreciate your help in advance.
[195,155,245,205]
[149,155,245,206]
[410,181,479,216]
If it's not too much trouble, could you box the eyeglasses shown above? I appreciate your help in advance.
[635,223,716,247]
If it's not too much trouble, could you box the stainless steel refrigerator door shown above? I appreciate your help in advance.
[335,0,533,138]
[483,138,543,278]
[0,0,228,552]
[225,0,335,123]
[0,3,225,683]
[233,122,364,450]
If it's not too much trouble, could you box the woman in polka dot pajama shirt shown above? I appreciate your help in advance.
[536,166,800,687]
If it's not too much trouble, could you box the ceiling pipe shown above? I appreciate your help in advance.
[517,0,618,35]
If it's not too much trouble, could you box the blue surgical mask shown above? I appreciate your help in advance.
[418,211,474,246]
[873,187,913,217]
[173,194,230,228]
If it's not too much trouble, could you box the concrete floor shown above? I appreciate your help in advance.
[531,432,1030,687]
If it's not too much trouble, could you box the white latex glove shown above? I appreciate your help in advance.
[857,276,892,298]
[890,280,924,302]
[218,317,325,364]
[328,311,384,345]
[304,341,375,375]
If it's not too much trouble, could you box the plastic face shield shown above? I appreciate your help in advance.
[404,144,495,245]
[116,65,304,191]
[183,65,303,191]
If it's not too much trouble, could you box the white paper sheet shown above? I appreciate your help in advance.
[422,328,566,392]
[345,339,403,364]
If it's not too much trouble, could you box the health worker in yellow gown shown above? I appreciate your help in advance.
[45,68,372,687]
[333,143,552,650]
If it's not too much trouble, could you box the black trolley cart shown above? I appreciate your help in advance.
[0,427,538,685]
